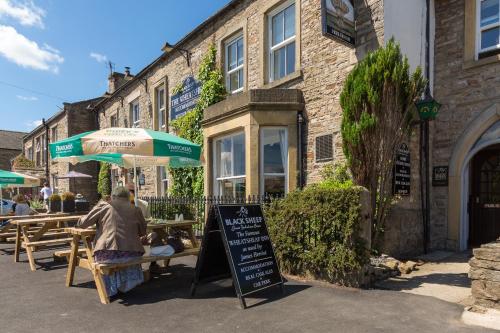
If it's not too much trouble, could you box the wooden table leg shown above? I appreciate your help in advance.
[66,234,81,287]
[21,225,37,271]
[83,236,109,304]
[14,224,21,263]
[186,226,198,248]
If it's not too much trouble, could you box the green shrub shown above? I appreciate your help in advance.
[62,192,75,201]
[29,200,44,210]
[49,194,61,202]
[264,185,369,285]
[318,163,354,190]
[97,162,111,197]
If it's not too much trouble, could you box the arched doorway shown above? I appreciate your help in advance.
[469,143,500,247]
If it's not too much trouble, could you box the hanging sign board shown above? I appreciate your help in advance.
[321,0,356,46]
[170,76,202,121]
[191,204,284,309]
[393,143,411,196]
[432,166,448,186]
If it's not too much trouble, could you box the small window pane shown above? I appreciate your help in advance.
[482,27,500,50]
[218,178,246,197]
[286,42,296,75]
[264,176,285,196]
[263,129,286,174]
[220,138,232,178]
[233,133,245,176]
[238,68,243,89]
[284,4,296,39]
[481,0,500,27]
[229,71,239,92]
[273,46,287,80]
[158,89,164,109]
[237,38,244,66]
[272,11,284,46]
[228,43,237,70]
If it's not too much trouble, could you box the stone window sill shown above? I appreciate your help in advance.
[263,70,303,89]
[463,54,500,70]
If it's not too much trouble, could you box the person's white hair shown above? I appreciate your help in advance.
[111,186,130,199]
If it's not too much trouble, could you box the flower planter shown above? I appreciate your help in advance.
[61,200,75,213]
[49,201,61,213]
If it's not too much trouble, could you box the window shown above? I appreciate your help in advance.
[478,0,500,57]
[130,100,140,128]
[157,87,166,130]
[26,147,33,161]
[315,134,334,162]
[261,128,287,196]
[51,127,57,142]
[110,114,118,127]
[35,137,41,167]
[225,35,244,94]
[111,168,120,189]
[41,134,46,165]
[159,166,169,196]
[269,1,296,81]
[51,175,58,190]
[213,132,246,197]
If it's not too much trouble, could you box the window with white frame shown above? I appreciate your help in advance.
[158,166,169,196]
[157,87,166,130]
[225,34,244,94]
[110,114,118,127]
[41,134,46,166]
[26,147,33,161]
[213,132,246,197]
[269,1,296,82]
[130,100,140,128]
[261,128,287,196]
[478,0,500,57]
[35,137,41,166]
[51,126,58,142]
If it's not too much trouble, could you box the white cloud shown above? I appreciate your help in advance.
[0,0,45,28]
[26,119,42,128]
[90,52,107,63]
[16,95,37,101]
[0,25,63,73]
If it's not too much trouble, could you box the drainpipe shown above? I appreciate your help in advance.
[42,118,49,183]
[297,112,304,189]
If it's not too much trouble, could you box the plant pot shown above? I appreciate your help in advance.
[61,200,75,213]
[75,200,89,212]
[49,201,61,213]
[34,208,47,214]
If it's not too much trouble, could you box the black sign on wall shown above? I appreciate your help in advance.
[321,0,356,46]
[393,143,411,196]
[432,166,448,186]
[191,204,284,309]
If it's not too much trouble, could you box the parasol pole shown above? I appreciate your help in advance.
[0,185,3,215]
[133,156,138,207]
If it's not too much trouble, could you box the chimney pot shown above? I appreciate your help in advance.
[124,67,131,76]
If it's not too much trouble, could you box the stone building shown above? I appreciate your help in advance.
[22,98,102,203]
[0,130,26,170]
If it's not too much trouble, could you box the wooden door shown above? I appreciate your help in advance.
[470,145,500,247]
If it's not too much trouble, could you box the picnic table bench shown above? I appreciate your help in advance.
[64,220,201,304]
[11,215,85,271]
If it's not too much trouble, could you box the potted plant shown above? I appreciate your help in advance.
[61,192,76,213]
[48,194,61,213]
[29,200,46,213]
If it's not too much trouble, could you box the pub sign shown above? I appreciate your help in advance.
[170,76,202,121]
[393,143,411,196]
[432,166,448,186]
[321,0,356,46]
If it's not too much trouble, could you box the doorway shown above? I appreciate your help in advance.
[469,144,500,247]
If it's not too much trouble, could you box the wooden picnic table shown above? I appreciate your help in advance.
[63,219,201,304]
[11,215,85,271]
[0,213,69,233]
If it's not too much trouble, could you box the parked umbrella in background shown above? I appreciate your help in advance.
[49,127,202,204]
[57,171,93,192]
[0,169,40,214]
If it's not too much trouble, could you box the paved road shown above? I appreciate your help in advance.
[0,243,495,333]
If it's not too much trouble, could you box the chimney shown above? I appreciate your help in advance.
[124,66,131,77]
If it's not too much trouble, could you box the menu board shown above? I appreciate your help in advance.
[191,204,283,309]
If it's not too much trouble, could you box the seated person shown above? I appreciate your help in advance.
[78,186,147,297]
[13,195,36,216]
[127,183,151,219]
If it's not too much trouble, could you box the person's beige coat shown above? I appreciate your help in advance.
[78,198,147,253]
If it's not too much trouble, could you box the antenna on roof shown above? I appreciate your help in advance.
[107,61,115,75]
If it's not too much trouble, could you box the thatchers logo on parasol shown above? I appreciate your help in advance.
[99,141,136,148]
[0,177,17,182]
[167,144,192,154]
[55,144,74,152]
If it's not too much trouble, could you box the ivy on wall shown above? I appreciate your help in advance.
[97,162,111,198]
[169,44,226,197]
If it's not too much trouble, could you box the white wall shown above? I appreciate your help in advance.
[384,0,435,92]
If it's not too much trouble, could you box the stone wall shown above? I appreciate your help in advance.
[97,0,385,197]
[0,148,20,170]
[469,240,500,310]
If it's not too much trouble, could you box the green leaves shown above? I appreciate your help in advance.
[97,162,111,197]
[169,44,226,197]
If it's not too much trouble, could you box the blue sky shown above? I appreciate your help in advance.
[0,0,231,132]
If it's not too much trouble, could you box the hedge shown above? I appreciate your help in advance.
[265,185,369,285]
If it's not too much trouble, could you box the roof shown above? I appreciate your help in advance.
[0,130,27,150]
[93,0,243,111]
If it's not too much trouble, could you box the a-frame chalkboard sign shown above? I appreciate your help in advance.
[190,204,284,309]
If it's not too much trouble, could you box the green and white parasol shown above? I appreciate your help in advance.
[0,169,40,214]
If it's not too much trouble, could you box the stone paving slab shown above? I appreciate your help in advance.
[0,243,495,333]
